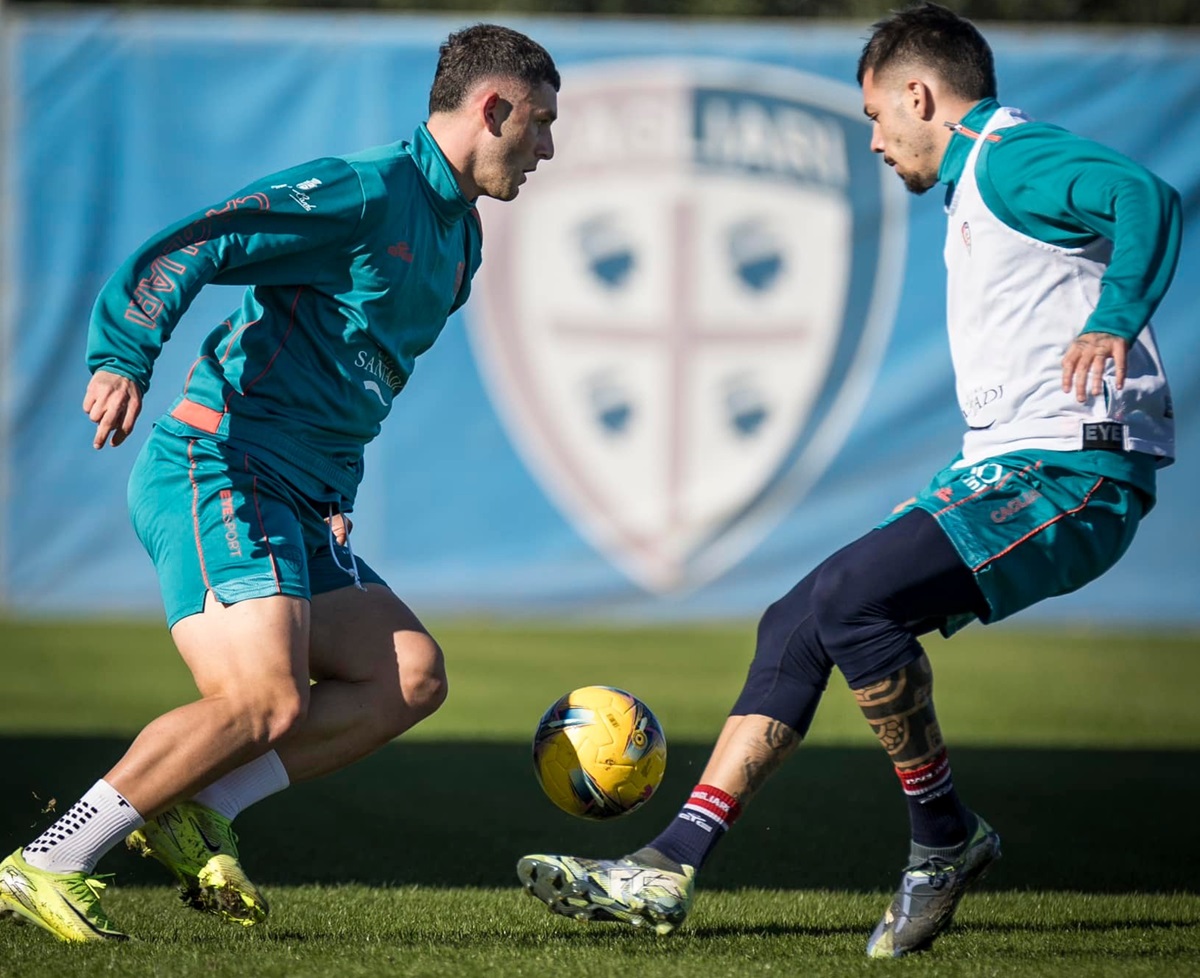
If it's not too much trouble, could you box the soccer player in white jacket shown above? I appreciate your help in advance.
[517,2,1180,959]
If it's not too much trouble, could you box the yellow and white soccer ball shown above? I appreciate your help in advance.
[532,685,667,819]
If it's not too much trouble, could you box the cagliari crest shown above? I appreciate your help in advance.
[471,60,907,593]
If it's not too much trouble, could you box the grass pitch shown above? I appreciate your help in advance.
[1,617,1198,976]
[1,888,1196,978]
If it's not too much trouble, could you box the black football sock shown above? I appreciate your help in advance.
[896,748,972,849]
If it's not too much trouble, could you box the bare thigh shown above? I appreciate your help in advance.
[173,591,310,708]
[309,583,446,700]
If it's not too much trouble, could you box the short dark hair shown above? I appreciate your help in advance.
[428,24,561,115]
[857,2,997,102]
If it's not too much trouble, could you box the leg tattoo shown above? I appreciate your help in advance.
[738,719,801,801]
[642,715,800,872]
[853,654,944,770]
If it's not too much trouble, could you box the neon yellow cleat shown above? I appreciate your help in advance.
[0,848,128,943]
[126,802,268,926]
[517,853,695,935]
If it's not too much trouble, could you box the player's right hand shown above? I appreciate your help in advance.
[325,512,354,546]
[83,370,143,449]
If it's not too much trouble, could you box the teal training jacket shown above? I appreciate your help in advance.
[87,123,483,505]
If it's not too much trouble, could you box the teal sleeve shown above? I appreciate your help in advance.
[977,124,1182,342]
[86,157,370,391]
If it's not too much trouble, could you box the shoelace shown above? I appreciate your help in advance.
[908,854,955,872]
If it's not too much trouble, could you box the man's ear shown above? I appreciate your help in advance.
[481,91,514,136]
[905,78,936,122]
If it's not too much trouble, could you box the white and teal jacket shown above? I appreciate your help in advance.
[939,99,1180,494]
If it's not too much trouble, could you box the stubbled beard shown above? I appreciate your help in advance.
[903,171,936,195]
[482,178,520,202]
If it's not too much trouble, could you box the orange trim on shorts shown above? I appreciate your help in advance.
[933,461,1043,517]
[171,398,225,434]
[186,440,212,590]
[972,477,1106,572]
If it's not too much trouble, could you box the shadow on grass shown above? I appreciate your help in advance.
[1,738,1196,893]
[964,919,1200,934]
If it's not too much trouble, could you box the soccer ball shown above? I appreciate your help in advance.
[532,685,667,820]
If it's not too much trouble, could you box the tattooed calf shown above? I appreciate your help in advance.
[853,654,945,769]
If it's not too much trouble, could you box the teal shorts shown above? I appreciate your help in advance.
[883,450,1150,632]
[128,426,386,627]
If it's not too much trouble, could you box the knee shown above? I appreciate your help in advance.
[402,638,448,720]
[757,595,798,659]
[755,590,830,688]
[235,683,309,747]
[807,557,860,635]
[809,556,919,688]
[374,633,447,737]
[730,589,830,731]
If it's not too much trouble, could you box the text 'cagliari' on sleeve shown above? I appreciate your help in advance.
[85,157,368,393]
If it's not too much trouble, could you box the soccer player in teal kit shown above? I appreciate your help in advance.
[517,2,1180,959]
[0,24,558,942]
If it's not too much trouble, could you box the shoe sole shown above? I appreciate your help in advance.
[517,857,679,935]
[0,889,126,943]
[127,834,267,926]
[196,858,268,926]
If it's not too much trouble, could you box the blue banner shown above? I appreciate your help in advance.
[2,10,1197,623]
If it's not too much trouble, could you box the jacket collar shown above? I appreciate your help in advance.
[410,123,475,224]
[938,97,1002,189]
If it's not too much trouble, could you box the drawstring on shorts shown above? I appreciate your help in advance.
[327,504,366,591]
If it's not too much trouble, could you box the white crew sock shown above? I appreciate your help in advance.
[23,780,145,875]
[192,750,290,821]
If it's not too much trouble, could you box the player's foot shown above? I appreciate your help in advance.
[866,815,1001,958]
[126,801,268,926]
[0,848,128,942]
[517,852,695,935]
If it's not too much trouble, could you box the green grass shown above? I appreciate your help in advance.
[1,888,1197,978]
[1,617,1199,976]
[4,617,1200,746]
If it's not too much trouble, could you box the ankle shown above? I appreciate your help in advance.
[910,811,979,863]
[628,846,684,873]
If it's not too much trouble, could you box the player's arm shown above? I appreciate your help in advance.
[84,158,372,448]
[977,125,1182,401]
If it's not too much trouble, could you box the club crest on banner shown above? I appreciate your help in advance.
[470,60,907,593]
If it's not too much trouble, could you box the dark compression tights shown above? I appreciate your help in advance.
[730,508,989,735]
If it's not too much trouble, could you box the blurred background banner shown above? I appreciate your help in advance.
[1,9,1197,623]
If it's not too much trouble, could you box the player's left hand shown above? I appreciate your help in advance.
[1061,331,1128,404]
[326,512,353,546]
